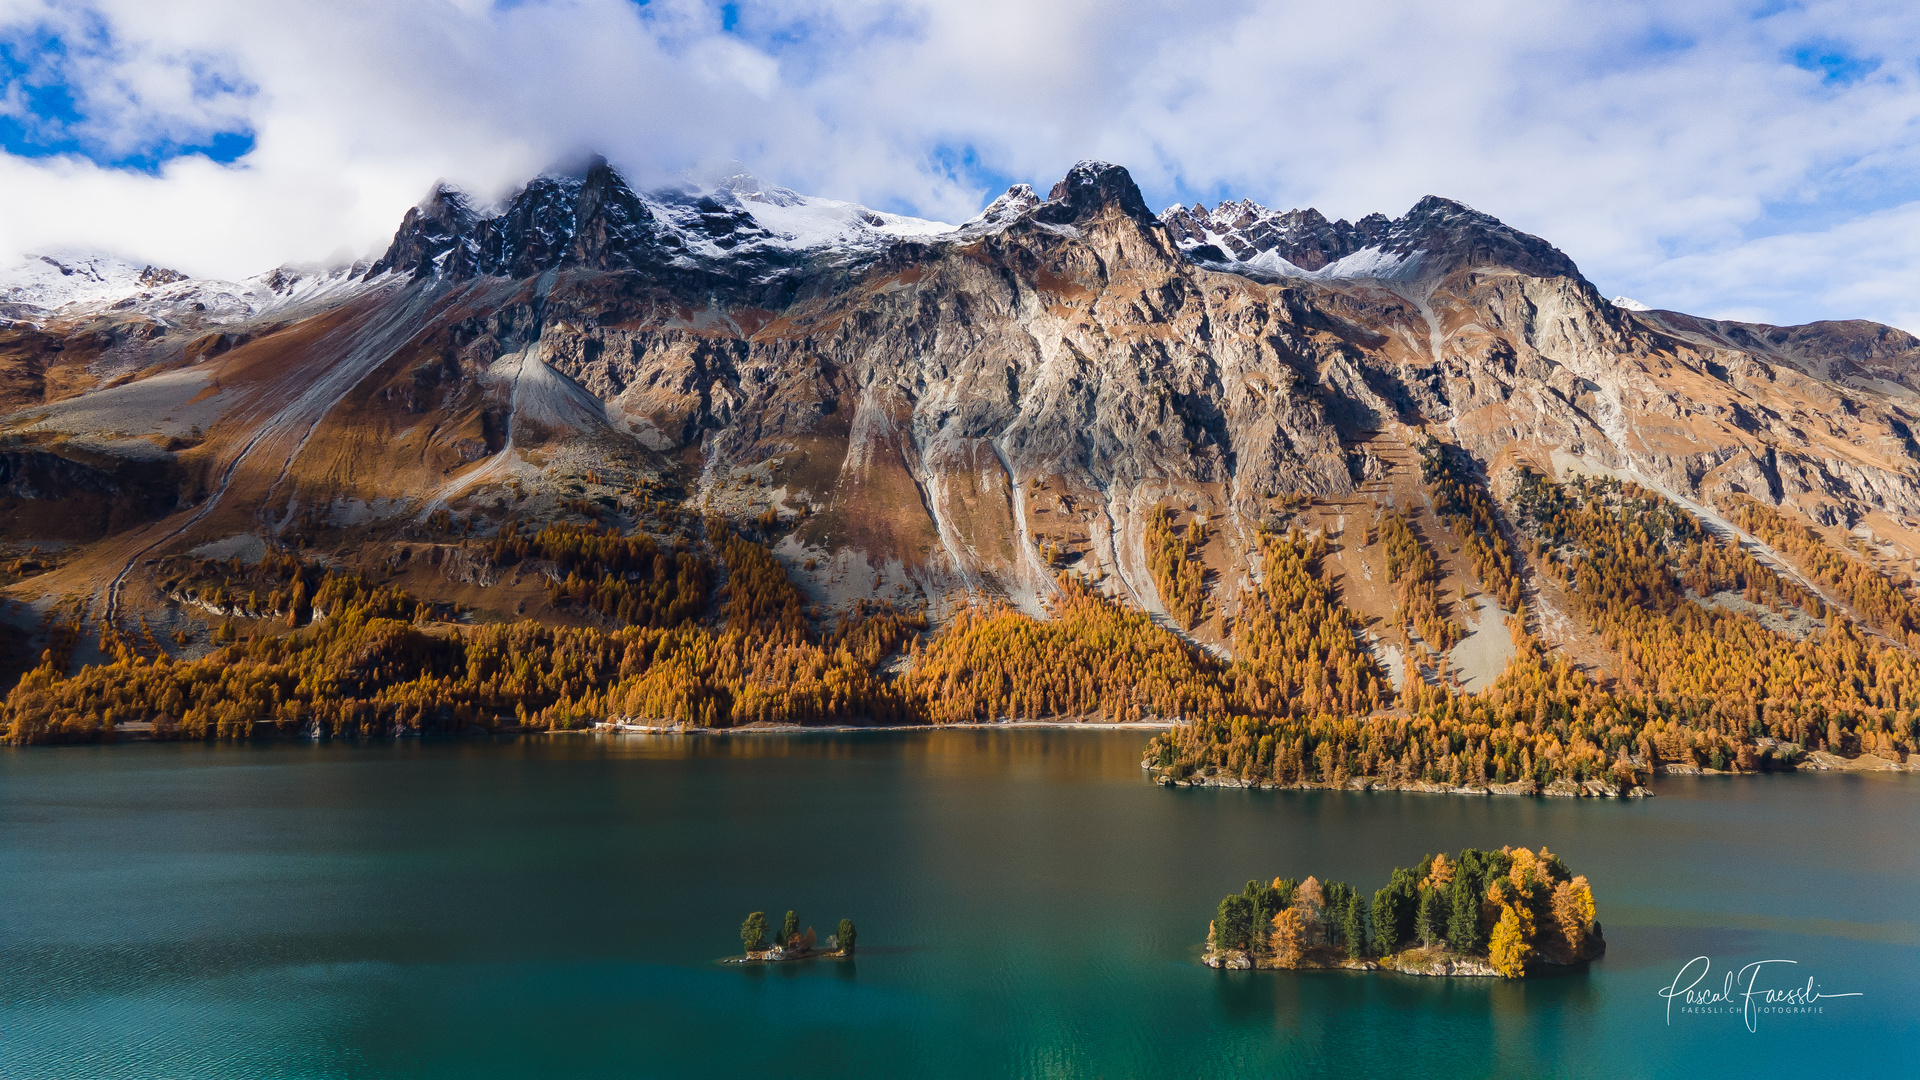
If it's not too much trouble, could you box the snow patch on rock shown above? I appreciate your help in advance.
[1,251,162,314]
[0,248,374,325]
[958,184,1042,236]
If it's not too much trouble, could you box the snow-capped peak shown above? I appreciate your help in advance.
[367,158,963,285]
[662,164,952,250]
[0,251,177,315]
[706,169,809,210]
[1611,295,1652,311]
[713,188,952,250]
[1164,194,1582,284]
[0,247,374,327]
[960,184,1042,235]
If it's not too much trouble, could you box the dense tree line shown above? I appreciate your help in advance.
[2,534,914,743]
[159,550,328,625]
[1526,477,1920,749]
[902,575,1231,724]
[899,529,1390,726]
[717,533,809,637]
[1422,441,1524,611]
[1150,471,1920,787]
[1380,510,1460,651]
[826,600,928,667]
[1726,495,1920,644]
[6,531,1371,741]
[11,453,1920,782]
[1146,504,1209,628]
[491,521,710,629]
[1204,847,1600,977]
[739,909,855,957]
[1221,529,1387,718]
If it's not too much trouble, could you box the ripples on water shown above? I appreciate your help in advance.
[3,731,1915,1078]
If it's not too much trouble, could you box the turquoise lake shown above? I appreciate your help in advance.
[3,729,1916,1077]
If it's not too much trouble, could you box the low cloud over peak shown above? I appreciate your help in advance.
[4,0,1920,331]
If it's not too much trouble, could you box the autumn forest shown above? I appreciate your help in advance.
[5,443,1919,802]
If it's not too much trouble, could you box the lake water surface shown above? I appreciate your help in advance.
[3,730,1916,1078]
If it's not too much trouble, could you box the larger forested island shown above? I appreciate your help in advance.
[3,160,1919,790]
[1204,847,1603,977]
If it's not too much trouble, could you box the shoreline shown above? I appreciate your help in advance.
[722,946,853,964]
[26,717,1176,747]
[16,724,1915,783]
[1154,769,1654,798]
[1204,950,1499,978]
[1147,747,1920,796]
[1202,941,1602,977]
[585,719,1178,736]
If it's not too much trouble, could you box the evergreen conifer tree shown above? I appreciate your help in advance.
[1341,895,1368,957]
[1214,894,1254,952]
[1372,886,1402,955]
[1416,887,1448,947]
[1446,872,1479,952]
[1243,880,1288,957]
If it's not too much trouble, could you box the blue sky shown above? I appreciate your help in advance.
[4,0,1920,332]
[0,13,255,169]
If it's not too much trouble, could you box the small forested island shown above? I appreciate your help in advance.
[1202,846,1602,978]
[731,909,856,963]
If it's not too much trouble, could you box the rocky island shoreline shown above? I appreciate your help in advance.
[1151,763,1652,798]
[1202,847,1604,978]
[730,909,855,964]
[1149,734,1920,796]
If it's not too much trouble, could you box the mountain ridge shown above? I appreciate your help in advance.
[6,155,1920,697]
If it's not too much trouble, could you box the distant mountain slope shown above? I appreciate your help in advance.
[7,156,1920,706]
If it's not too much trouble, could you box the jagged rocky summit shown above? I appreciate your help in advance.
[1161,194,1580,281]
[366,155,955,299]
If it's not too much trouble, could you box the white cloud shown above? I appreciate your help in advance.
[1629,200,1920,332]
[3,0,1920,333]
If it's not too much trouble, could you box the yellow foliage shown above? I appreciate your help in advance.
[1380,510,1461,650]
[491,521,710,628]
[1423,441,1525,611]
[1507,846,1543,894]
[16,458,1920,785]
[1488,905,1531,977]
[1552,876,1597,955]
[1728,495,1920,642]
[1146,504,1209,628]
[905,575,1229,724]
[1270,907,1305,968]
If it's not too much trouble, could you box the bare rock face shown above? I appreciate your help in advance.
[1381,949,1504,977]
[370,157,667,281]
[1161,194,1581,281]
[12,155,1920,639]
[1034,160,1161,227]
[1638,309,1920,392]
[1163,202,1390,270]
[367,184,482,279]
[359,161,1362,615]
